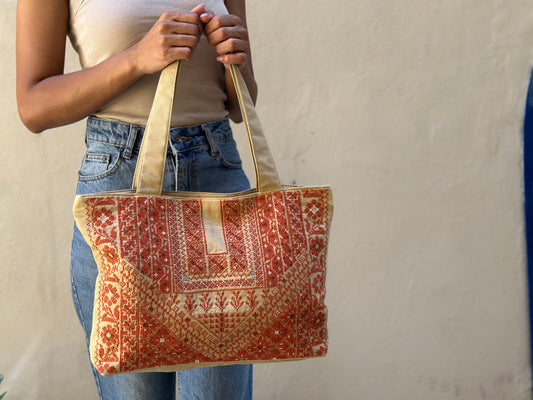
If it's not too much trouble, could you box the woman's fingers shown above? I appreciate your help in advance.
[163,33,199,51]
[206,25,248,47]
[132,10,204,74]
[200,11,215,25]
[214,38,248,57]
[204,14,242,37]
[134,8,252,74]
[190,3,206,16]
[159,11,203,34]
[162,21,200,36]
[204,14,250,66]
[216,52,247,66]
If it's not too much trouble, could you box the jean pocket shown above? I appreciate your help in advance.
[216,138,243,169]
[78,141,122,181]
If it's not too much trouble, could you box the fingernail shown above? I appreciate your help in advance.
[217,56,224,62]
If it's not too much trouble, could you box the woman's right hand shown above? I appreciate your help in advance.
[130,4,206,75]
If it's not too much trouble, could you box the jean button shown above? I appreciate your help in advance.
[171,136,192,144]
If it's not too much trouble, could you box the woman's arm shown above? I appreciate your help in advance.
[16,0,205,133]
[203,0,257,122]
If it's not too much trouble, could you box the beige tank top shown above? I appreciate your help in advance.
[68,0,229,127]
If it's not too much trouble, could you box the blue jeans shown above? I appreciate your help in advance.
[70,117,253,400]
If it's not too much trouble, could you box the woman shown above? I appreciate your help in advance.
[16,1,256,399]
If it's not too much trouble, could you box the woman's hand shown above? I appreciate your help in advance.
[199,0,257,121]
[200,13,251,68]
[131,5,205,75]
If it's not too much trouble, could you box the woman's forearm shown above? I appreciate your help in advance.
[16,0,206,133]
[18,49,141,133]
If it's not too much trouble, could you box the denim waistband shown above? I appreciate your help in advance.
[85,116,233,159]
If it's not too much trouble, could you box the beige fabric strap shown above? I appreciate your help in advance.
[133,61,281,195]
[228,65,281,192]
[133,61,181,194]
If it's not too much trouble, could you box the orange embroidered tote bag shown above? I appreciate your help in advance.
[73,62,333,376]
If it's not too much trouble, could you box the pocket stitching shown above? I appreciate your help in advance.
[216,139,243,169]
[78,150,123,182]
[84,153,110,163]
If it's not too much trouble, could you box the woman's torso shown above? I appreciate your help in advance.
[68,0,229,127]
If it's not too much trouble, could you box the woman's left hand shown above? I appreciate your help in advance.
[200,13,251,68]
[200,1,257,120]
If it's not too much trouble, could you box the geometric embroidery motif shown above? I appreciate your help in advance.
[74,187,333,375]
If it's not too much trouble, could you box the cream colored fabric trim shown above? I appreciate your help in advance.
[201,199,227,254]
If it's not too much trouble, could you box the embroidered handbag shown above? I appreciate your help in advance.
[73,61,333,376]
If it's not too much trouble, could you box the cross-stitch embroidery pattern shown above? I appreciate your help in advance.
[75,187,332,375]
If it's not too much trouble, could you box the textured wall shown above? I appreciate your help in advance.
[2,0,533,399]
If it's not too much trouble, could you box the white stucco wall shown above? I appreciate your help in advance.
[2,0,533,399]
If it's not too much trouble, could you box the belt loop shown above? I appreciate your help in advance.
[202,123,219,156]
[123,124,139,159]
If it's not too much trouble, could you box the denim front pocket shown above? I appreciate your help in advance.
[78,140,123,181]
[216,138,243,169]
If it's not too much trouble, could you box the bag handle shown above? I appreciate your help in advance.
[132,61,281,195]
